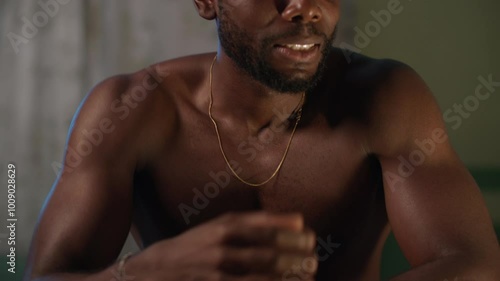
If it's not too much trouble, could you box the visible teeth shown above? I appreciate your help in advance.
[285,44,315,51]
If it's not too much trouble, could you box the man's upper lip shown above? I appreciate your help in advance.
[274,37,322,46]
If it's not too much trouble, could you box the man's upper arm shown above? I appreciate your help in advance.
[366,62,499,267]
[26,76,144,278]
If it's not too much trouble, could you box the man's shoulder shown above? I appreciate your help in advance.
[331,47,412,88]
[87,53,214,117]
[324,48,426,118]
[77,53,215,161]
[329,48,439,155]
[330,47,428,108]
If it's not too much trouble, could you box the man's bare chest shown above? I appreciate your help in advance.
[132,116,386,239]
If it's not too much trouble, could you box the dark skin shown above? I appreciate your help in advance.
[24,0,500,281]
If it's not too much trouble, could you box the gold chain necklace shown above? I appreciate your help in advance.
[208,56,305,187]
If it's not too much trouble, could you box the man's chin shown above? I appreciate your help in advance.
[257,74,317,94]
[262,66,323,93]
[232,54,324,93]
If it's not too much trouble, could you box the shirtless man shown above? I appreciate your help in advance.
[24,1,500,281]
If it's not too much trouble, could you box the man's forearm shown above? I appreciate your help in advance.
[27,258,131,281]
[32,273,97,281]
[389,253,500,281]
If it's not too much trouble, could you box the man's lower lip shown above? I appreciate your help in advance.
[273,45,321,62]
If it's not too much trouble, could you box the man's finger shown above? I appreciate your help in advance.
[220,212,304,232]
[223,226,315,254]
[276,229,316,253]
[274,253,318,276]
[217,247,317,278]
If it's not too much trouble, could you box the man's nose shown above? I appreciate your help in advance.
[281,0,322,23]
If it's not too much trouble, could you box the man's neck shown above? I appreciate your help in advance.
[208,53,306,135]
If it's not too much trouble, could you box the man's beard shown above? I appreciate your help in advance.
[217,7,336,94]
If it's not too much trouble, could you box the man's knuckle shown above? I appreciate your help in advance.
[212,247,230,268]
[215,223,234,242]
